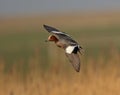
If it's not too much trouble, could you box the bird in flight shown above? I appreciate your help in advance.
[43,25,83,72]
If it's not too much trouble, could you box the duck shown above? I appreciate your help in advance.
[43,25,83,72]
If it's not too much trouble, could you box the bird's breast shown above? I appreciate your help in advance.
[55,41,66,48]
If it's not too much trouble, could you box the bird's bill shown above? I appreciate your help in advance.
[45,35,53,42]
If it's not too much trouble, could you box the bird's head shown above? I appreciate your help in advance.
[45,35,58,43]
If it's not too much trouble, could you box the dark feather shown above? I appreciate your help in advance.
[56,34,78,44]
[43,25,59,33]
[72,46,79,54]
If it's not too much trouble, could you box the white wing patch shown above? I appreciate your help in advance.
[52,31,65,34]
[52,31,70,36]
[66,46,76,54]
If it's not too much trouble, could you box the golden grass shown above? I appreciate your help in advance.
[0,49,120,95]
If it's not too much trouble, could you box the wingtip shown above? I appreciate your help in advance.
[43,24,48,28]
[75,67,80,72]
[74,63,80,72]
[43,24,51,32]
[43,24,59,32]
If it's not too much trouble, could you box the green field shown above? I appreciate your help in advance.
[0,24,120,74]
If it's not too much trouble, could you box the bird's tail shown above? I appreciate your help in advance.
[78,46,84,55]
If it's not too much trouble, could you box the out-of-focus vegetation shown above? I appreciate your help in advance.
[0,12,120,95]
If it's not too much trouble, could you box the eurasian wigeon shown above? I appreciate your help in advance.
[43,25,83,72]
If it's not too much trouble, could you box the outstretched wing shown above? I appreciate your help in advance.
[43,24,77,44]
[43,24,66,35]
[65,53,80,72]
[43,24,81,72]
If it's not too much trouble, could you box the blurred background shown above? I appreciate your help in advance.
[0,0,120,95]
